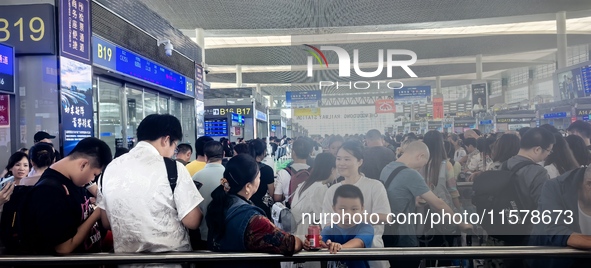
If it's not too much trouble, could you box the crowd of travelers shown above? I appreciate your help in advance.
[0,114,589,268]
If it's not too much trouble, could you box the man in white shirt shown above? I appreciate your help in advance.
[98,114,203,253]
[273,138,312,202]
[192,140,225,249]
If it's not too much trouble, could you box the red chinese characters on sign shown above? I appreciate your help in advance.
[433,97,444,120]
[0,95,9,126]
[375,99,395,114]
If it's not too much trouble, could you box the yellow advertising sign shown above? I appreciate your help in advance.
[294,108,321,116]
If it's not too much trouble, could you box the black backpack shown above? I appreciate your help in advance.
[381,166,408,247]
[472,161,536,240]
[1,178,70,254]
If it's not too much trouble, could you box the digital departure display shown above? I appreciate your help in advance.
[92,35,194,96]
[204,119,228,137]
[581,65,591,94]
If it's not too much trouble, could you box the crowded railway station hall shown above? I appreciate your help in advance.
[0,0,590,267]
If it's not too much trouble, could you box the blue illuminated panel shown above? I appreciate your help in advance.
[0,43,14,93]
[205,119,228,137]
[93,35,191,95]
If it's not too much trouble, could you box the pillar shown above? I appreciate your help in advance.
[556,11,567,69]
[476,54,483,80]
[195,28,206,80]
[236,65,242,87]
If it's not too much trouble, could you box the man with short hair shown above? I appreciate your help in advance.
[21,137,112,254]
[192,141,225,249]
[493,127,554,267]
[567,120,591,150]
[98,114,203,253]
[175,143,193,166]
[380,141,471,268]
[361,129,396,180]
[33,131,56,144]
[186,136,214,176]
[462,137,481,172]
[529,166,591,268]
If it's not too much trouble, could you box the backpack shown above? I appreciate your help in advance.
[382,166,408,247]
[284,165,311,206]
[0,186,34,254]
[271,202,296,233]
[2,178,71,254]
[424,160,458,236]
[472,160,536,240]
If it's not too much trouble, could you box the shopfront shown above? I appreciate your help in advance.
[92,35,197,155]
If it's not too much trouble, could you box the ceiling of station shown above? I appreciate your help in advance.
[136,0,591,99]
[139,0,591,30]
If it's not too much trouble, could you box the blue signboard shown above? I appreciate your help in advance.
[0,43,14,93]
[581,65,591,94]
[231,113,244,127]
[204,119,227,137]
[60,0,91,64]
[271,125,276,132]
[60,56,94,156]
[479,120,493,125]
[256,110,267,122]
[543,112,567,119]
[394,86,431,104]
[92,35,192,96]
[286,91,321,108]
[583,115,589,121]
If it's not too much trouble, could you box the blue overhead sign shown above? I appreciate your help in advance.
[479,120,493,125]
[543,112,567,119]
[256,110,267,122]
[92,35,193,96]
[286,91,321,108]
[394,86,431,104]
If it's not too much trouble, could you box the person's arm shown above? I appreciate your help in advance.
[174,163,204,230]
[0,181,14,206]
[567,233,591,249]
[421,191,471,231]
[244,215,302,255]
[273,171,286,202]
[181,207,203,230]
[55,208,101,254]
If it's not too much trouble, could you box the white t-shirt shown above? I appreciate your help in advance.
[97,141,203,253]
[274,163,309,201]
[544,164,560,179]
[454,148,466,163]
[322,176,391,268]
[291,181,328,239]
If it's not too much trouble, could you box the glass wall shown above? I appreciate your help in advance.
[94,75,195,155]
[97,77,124,156]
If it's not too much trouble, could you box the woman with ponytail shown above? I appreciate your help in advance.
[206,154,302,267]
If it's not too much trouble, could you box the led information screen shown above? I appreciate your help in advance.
[92,35,194,96]
[394,86,431,104]
[0,43,14,94]
[0,4,56,55]
[204,119,228,137]
[581,65,591,94]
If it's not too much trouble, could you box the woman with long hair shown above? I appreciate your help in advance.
[285,153,337,268]
[248,139,275,220]
[544,133,580,179]
[422,130,461,210]
[488,134,520,170]
[321,141,391,268]
[206,154,302,267]
[565,134,591,166]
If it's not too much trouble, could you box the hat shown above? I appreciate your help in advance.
[34,131,56,143]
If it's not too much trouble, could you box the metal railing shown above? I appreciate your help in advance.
[0,247,589,266]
